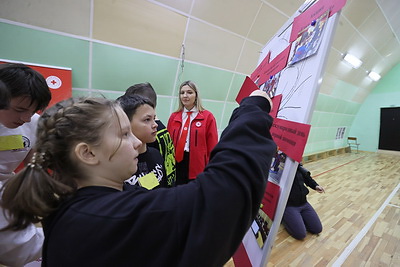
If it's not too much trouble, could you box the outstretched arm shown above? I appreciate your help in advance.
[177,91,277,266]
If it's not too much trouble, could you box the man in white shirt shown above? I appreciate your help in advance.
[0,63,51,266]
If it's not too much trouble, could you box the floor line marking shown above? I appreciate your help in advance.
[313,156,366,177]
[388,203,400,209]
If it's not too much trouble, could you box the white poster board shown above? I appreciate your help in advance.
[234,0,344,266]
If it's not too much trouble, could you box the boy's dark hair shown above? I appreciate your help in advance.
[0,63,51,112]
[116,94,155,121]
[125,82,157,107]
[0,80,10,109]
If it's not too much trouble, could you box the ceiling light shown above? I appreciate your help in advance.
[343,53,362,69]
[368,71,381,81]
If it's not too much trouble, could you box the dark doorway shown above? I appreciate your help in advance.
[379,107,400,151]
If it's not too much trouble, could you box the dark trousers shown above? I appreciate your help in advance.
[176,152,190,185]
[282,202,322,240]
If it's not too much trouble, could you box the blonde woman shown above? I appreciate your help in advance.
[167,81,218,185]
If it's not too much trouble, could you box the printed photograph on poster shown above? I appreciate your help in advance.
[269,150,287,184]
[259,72,281,98]
[288,10,329,65]
[251,209,273,248]
[255,180,280,248]
[248,149,286,249]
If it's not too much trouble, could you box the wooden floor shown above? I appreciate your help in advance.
[225,151,400,266]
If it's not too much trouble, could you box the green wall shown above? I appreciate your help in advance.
[0,22,90,88]
[349,63,400,152]
[0,22,243,132]
[303,80,362,155]
[3,21,389,155]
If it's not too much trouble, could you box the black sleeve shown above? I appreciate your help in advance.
[299,165,318,189]
[177,95,277,266]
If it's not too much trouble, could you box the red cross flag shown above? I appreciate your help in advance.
[0,59,72,109]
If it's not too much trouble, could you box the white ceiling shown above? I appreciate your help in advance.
[150,0,400,103]
[377,0,400,44]
[0,0,398,104]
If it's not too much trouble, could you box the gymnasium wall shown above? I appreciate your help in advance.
[1,0,394,156]
[349,63,400,152]
[0,21,244,135]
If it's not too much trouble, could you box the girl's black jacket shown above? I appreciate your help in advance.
[42,96,277,267]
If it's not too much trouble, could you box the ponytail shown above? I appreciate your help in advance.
[1,152,73,231]
[1,97,120,231]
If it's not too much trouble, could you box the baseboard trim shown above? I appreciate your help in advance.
[377,149,400,156]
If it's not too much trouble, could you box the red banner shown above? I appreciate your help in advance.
[261,181,280,220]
[0,60,72,109]
[270,94,282,118]
[270,118,310,162]
[235,76,259,104]
[232,243,252,267]
[290,0,347,42]
[250,46,290,86]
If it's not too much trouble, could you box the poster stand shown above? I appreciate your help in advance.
[234,0,346,266]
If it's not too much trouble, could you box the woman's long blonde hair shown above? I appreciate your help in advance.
[176,80,205,112]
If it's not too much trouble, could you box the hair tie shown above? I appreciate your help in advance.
[27,152,46,169]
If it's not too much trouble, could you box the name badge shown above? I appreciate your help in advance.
[138,172,159,190]
[0,135,24,151]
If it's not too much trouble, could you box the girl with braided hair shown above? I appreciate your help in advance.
[1,91,276,267]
